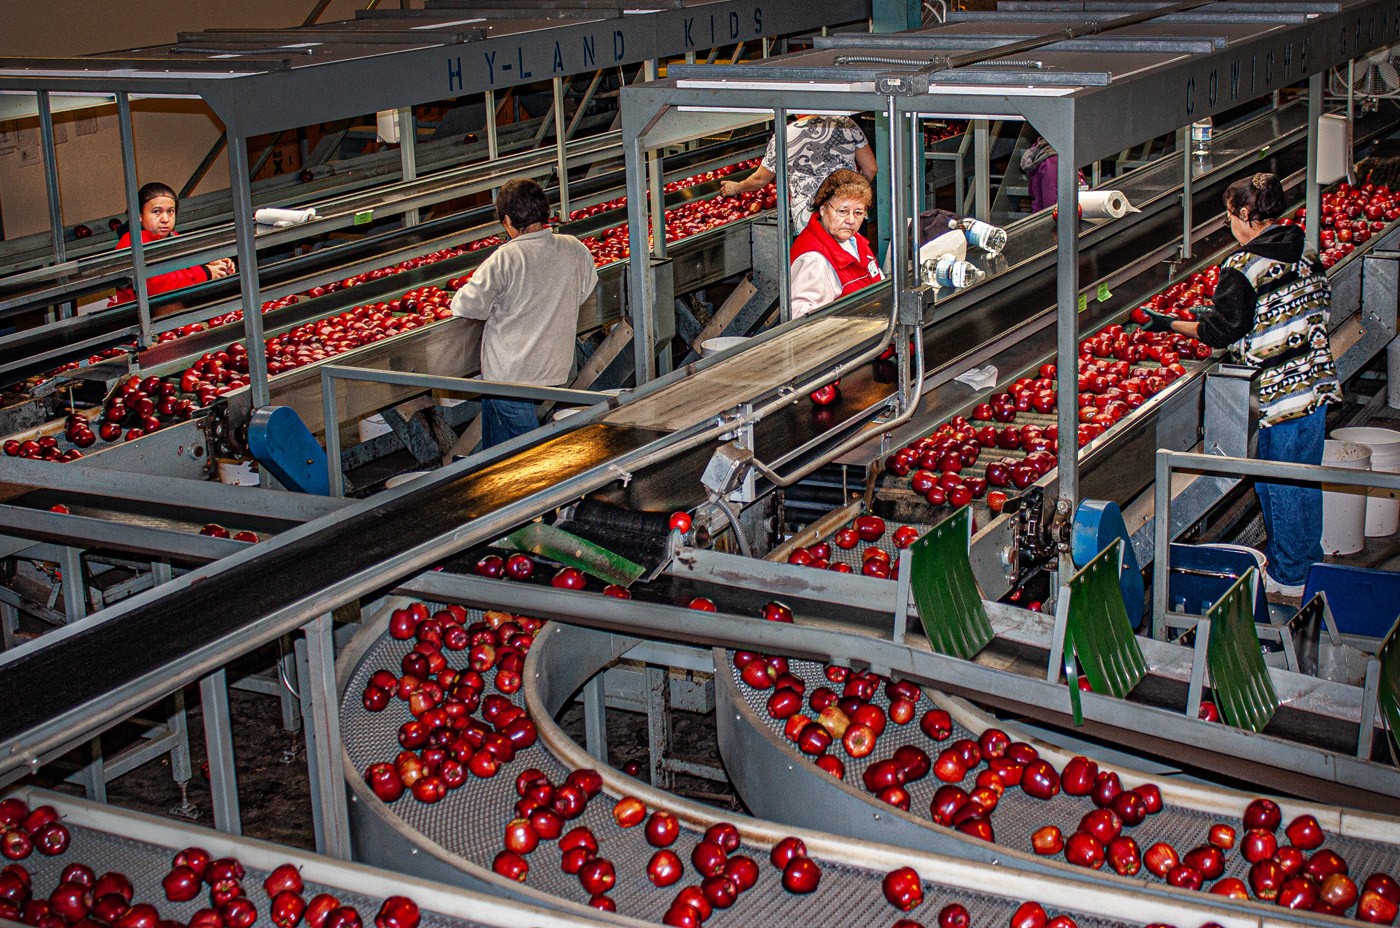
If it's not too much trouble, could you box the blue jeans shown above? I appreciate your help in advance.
[1256,407,1326,587]
[481,398,539,450]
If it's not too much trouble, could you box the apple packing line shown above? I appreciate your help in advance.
[335,602,1286,928]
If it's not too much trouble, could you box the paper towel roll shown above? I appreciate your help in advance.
[254,207,318,227]
[1079,190,1139,220]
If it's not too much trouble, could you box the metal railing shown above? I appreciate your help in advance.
[1151,449,1400,638]
[319,364,608,497]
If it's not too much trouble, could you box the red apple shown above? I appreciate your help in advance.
[781,857,821,894]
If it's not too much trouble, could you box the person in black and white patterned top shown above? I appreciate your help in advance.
[721,115,876,229]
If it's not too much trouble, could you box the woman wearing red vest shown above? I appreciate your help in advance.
[789,169,884,318]
[108,183,235,307]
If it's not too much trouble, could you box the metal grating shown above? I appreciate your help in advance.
[16,823,491,928]
[724,653,1400,891]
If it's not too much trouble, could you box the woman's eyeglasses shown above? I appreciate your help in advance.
[825,206,868,221]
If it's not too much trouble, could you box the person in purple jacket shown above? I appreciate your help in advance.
[1021,138,1085,214]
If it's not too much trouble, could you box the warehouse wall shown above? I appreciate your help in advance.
[0,0,377,241]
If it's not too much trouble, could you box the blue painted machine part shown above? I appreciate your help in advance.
[247,406,331,496]
[1072,499,1145,624]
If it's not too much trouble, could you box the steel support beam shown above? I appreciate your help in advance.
[302,613,351,858]
[36,92,65,273]
[227,134,271,410]
[1306,72,1323,255]
[115,93,152,349]
[1053,108,1080,583]
[398,107,419,227]
[199,670,241,835]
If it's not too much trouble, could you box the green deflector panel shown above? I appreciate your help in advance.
[500,522,644,588]
[910,506,994,660]
[1065,539,1147,699]
[1205,568,1278,734]
[1376,615,1400,758]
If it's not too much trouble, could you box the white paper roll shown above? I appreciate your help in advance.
[1079,190,1139,220]
[254,207,318,227]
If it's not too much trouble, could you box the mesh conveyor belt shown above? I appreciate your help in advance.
[16,823,496,928]
[0,424,661,745]
[721,655,1400,890]
[341,614,1139,928]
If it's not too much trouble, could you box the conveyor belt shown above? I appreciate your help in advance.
[0,99,1393,784]
[336,601,1271,928]
[715,650,1400,897]
[2,787,631,928]
[399,556,1400,813]
[0,423,664,756]
[0,131,764,384]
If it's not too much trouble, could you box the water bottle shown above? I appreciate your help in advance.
[1191,116,1213,156]
[928,254,985,290]
[960,219,1007,256]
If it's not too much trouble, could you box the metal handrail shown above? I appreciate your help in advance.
[1151,449,1400,638]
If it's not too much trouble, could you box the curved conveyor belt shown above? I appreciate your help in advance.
[0,785,628,928]
[338,599,1320,928]
[714,646,1400,917]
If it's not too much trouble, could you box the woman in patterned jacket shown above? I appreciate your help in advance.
[1141,172,1340,598]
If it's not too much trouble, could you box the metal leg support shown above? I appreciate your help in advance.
[278,636,303,733]
[200,670,242,835]
[77,739,107,803]
[645,665,671,790]
[60,546,87,624]
[582,674,608,763]
[303,613,352,859]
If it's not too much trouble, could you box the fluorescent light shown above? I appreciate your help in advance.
[677,79,873,93]
[677,105,855,116]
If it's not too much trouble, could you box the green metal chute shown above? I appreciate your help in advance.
[909,506,995,660]
[499,521,644,587]
[1205,568,1278,734]
[1065,539,1147,699]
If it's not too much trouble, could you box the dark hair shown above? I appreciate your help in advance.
[1223,172,1286,222]
[138,182,177,208]
[494,178,550,229]
[811,169,873,212]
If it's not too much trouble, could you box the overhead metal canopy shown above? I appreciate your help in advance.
[0,0,864,136]
[622,0,1398,585]
[655,0,1399,164]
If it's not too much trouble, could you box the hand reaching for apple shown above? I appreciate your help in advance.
[205,258,236,280]
[719,180,741,196]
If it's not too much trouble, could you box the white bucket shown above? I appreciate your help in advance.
[359,413,392,442]
[1388,337,1400,409]
[1320,439,1371,555]
[1196,543,1270,599]
[217,458,260,486]
[700,336,750,358]
[385,471,428,489]
[552,407,586,423]
[1331,426,1400,537]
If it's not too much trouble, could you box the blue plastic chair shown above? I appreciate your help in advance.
[1167,543,1269,625]
[1302,563,1400,640]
